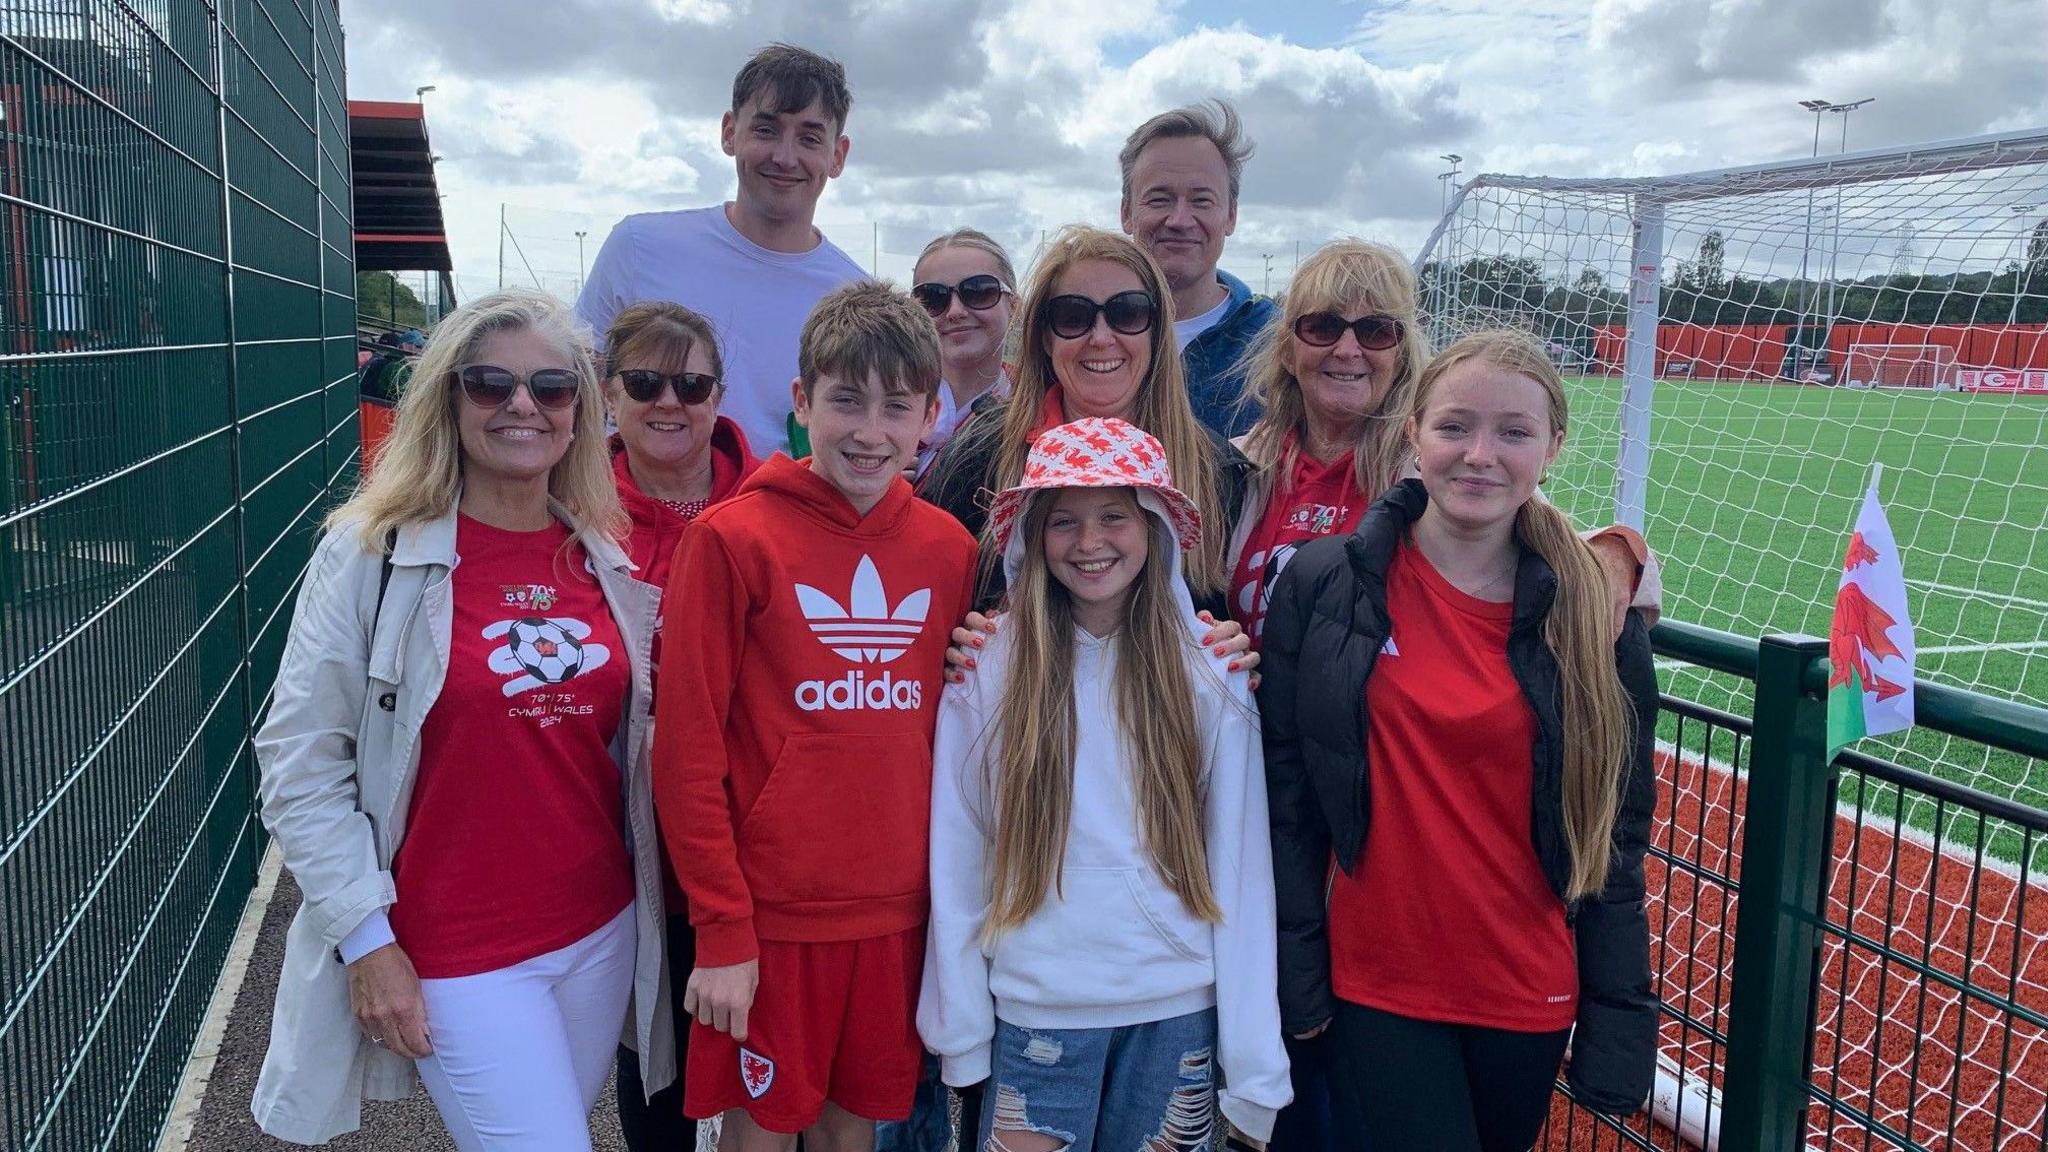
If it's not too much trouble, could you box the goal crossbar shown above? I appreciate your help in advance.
[1415,128,2048,273]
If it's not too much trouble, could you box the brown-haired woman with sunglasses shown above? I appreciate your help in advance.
[606,301,763,594]
[252,289,673,1149]
[919,225,1255,614]
[923,227,1261,695]
[601,300,759,1152]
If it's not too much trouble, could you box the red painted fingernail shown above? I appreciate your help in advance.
[1228,661,1241,672]
[966,657,977,669]
[972,636,985,648]
[1213,646,1227,656]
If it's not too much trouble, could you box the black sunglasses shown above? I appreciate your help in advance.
[453,364,581,410]
[911,274,1011,317]
[1293,312,1404,351]
[616,368,719,406]
[1044,291,1157,340]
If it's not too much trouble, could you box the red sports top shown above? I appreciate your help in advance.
[1231,438,1366,648]
[612,422,762,909]
[654,455,977,967]
[393,516,634,978]
[611,417,762,600]
[1328,539,1578,1032]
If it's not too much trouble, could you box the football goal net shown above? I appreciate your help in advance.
[1842,342,1958,389]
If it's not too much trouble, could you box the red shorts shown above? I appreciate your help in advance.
[683,927,925,1131]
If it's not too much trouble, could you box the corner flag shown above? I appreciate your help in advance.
[1826,465,1916,759]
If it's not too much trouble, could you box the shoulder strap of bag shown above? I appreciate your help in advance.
[375,526,397,629]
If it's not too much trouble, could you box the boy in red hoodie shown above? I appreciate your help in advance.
[655,281,977,1151]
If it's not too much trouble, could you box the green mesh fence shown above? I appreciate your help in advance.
[0,1,356,1148]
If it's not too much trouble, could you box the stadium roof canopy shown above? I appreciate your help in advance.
[349,100,451,273]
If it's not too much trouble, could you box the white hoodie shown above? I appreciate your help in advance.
[918,491,1293,1140]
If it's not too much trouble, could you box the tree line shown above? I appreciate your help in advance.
[1420,219,2048,330]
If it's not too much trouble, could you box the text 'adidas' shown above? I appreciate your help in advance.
[794,670,925,712]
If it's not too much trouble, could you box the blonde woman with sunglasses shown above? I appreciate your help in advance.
[252,290,671,1150]
[910,229,1019,475]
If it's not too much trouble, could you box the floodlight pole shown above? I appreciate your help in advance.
[1796,99,1829,350]
[576,230,588,298]
[1823,99,1873,340]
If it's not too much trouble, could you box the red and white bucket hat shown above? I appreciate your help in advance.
[987,417,1202,555]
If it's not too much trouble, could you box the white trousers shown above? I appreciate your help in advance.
[415,905,637,1152]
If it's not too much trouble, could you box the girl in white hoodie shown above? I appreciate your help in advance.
[920,416,1292,1152]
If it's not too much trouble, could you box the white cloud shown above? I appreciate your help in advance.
[340,0,2047,299]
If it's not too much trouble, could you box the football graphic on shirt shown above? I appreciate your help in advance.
[483,616,613,697]
[1238,541,1304,638]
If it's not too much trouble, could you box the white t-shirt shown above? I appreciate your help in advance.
[576,205,866,456]
[1174,292,1230,351]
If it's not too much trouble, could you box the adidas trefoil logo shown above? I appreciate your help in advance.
[793,556,932,712]
[795,556,931,664]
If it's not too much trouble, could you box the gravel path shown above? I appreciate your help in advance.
[180,870,629,1151]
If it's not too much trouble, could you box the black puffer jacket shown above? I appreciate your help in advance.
[916,396,1255,616]
[1258,479,1661,1115]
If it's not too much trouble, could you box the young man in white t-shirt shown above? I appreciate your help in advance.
[578,44,866,457]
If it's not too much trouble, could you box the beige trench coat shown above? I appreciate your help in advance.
[249,499,672,1144]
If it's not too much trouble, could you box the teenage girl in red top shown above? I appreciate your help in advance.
[1259,330,1663,1152]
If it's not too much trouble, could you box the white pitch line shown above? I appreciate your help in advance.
[1918,639,2048,655]
[1906,579,2048,612]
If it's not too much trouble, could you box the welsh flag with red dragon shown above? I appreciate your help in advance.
[1827,465,1917,758]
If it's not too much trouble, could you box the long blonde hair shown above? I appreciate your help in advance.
[985,491,1219,937]
[994,227,1228,598]
[1408,330,1634,900]
[328,289,624,549]
[1239,239,1430,500]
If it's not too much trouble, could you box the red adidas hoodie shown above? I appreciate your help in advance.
[654,454,977,967]
[610,418,762,594]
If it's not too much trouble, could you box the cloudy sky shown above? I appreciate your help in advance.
[341,0,2048,302]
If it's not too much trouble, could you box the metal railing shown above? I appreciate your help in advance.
[0,2,354,1149]
[1543,622,2048,1151]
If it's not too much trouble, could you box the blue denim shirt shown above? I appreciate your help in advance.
[1182,269,1277,439]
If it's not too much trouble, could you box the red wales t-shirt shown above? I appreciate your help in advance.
[392,515,635,978]
[1327,539,1578,1032]
[1231,441,1366,647]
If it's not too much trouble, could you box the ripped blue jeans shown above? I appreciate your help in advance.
[978,1010,1217,1152]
